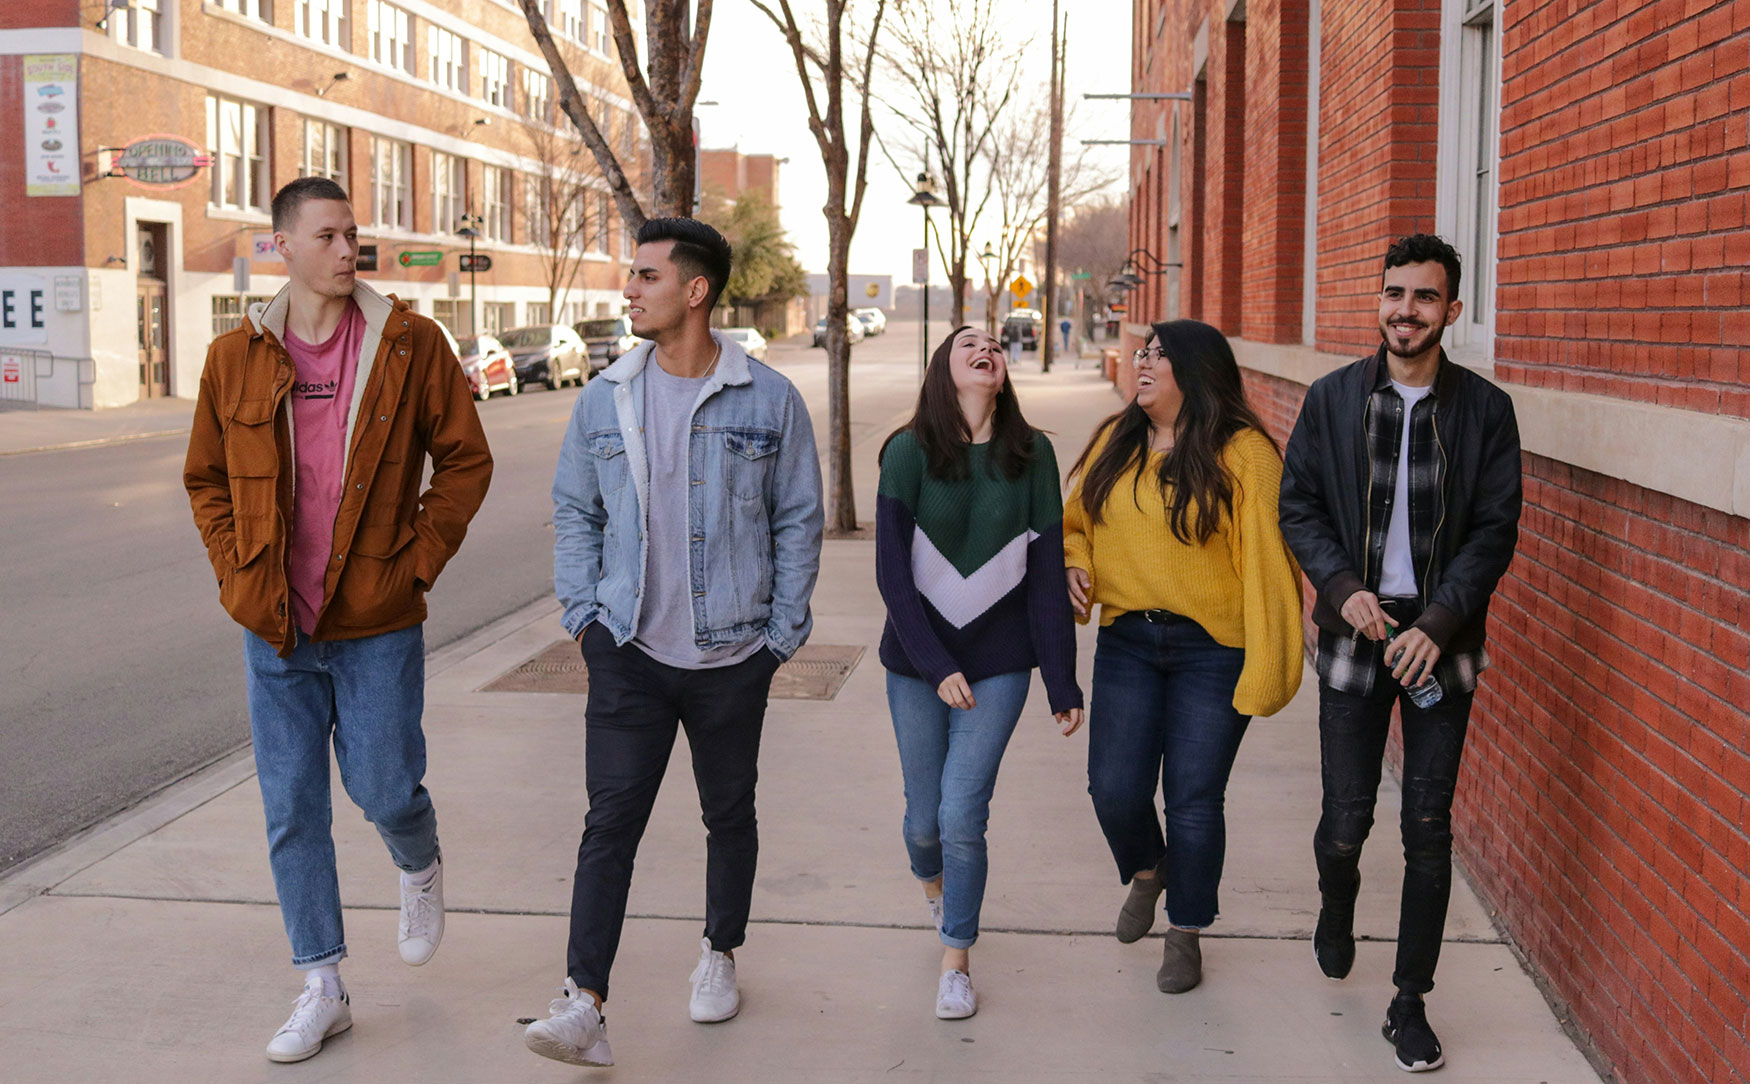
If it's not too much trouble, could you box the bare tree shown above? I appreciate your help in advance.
[877,0,1024,328]
[1054,196,1130,332]
[517,0,710,229]
[745,0,889,534]
[520,115,614,322]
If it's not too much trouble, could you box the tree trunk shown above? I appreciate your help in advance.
[824,218,856,533]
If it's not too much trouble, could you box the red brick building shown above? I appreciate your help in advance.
[1123,0,1749,1080]
[1,0,644,408]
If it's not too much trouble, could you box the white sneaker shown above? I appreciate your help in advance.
[265,976,352,1063]
[398,859,444,966]
[523,979,614,1066]
[927,895,945,935]
[935,969,976,1020]
[688,938,741,1022]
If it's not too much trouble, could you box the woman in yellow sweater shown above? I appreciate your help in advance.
[1064,318,1303,995]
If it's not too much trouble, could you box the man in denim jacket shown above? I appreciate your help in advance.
[525,217,823,1068]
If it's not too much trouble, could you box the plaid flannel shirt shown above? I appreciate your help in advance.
[1315,366,1489,698]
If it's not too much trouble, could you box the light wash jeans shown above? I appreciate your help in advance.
[243,624,439,967]
[886,669,1031,949]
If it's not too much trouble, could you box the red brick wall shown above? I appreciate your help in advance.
[1493,0,1749,420]
[1311,0,1441,355]
[1239,0,1312,344]
[0,0,76,27]
[1460,455,1750,1084]
[1202,17,1247,335]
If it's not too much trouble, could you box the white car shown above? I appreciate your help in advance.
[722,327,768,362]
[853,307,887,336]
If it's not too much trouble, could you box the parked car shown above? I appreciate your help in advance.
[721,327,768,362]
[574,314,642,372]
[499,324,588,390]
[812,314,865,347]
[455,333,518,400]
[1001,309,1043,352]
[853,307,887,336]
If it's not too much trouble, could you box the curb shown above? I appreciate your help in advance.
[0,427,193,457]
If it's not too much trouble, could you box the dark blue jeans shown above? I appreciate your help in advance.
[1087,612,1251,929]
[566,622,781,1001]
[1313,677,1474,996]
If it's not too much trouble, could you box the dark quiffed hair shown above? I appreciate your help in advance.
[1070,319,1278,545]
[636,216,734,310]
[879,326,1037,482]
[1383,233,1462,303]
[271,177,351,232]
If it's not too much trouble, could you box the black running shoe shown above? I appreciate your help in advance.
[1382,993,1445,1072]
[1313,902,1355,979]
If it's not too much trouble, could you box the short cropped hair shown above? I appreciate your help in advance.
[636,216,734,310]
[272,177,351,233]
[1382,233,1462,303]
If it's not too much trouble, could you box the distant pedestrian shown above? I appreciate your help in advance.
[876,325,1083,1020]
[1064,318,1303,996]
[526,217,823,1068]
[183,177,492,1063]
[1279,234,1522,1073]
[1060,317,1072,352]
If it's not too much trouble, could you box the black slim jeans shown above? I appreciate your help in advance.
[1312,671,1473,997]
[566,622,780,1001]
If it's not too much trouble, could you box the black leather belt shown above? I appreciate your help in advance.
[1138,609,1191,625]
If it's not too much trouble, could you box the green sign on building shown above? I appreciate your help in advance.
[397,250,443,267]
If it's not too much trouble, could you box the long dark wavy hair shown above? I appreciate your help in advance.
[879,325,1037,481]
[1070,319,1278,543]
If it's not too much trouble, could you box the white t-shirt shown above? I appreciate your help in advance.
[1378,380,1434,598]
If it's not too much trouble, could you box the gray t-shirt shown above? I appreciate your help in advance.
[633,356,765,669]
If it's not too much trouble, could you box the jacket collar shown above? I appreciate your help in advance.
[601,330,753,388]
[245,278,399,347]
[1364,343,1457,401]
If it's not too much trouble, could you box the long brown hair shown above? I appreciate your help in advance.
[879,325,1037,480]
[1070,319,1278,543]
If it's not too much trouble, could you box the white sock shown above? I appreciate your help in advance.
[405,859,439,887]
[306,963,343,997]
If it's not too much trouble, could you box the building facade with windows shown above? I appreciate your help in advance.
[1121,1,1747,1081]
[0,0,645,409]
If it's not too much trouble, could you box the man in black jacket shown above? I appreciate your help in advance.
[1279,234,1522,1073]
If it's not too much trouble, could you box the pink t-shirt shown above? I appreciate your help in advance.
[284,300,365,635]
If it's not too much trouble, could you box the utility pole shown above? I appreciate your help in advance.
[1042,0,1065,373]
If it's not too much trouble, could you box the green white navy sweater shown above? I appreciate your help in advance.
[875,430,1082,713]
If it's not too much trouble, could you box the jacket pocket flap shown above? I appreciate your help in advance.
[234,534,270,567]
[230,398,277,427]
[352,522,418,558]
[724,429,779,460]
[588,432,626,459]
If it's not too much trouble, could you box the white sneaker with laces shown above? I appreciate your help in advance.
[265,976,352,1063]
[927,895,945,935]
[935,969,976,1020]
[398,859,444,966]
[523,979,613,1066]
[688,938,741,1022]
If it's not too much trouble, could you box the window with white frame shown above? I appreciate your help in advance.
[479,48,511,108]
[482,167,511,241]
[522,70,552,123]
[432,299,462,334]
[213,0,272,20]
[483,302,516,334]
[303,119,347,185]
[524,172,551,245]
[206,95,270,211]
[555,0,584,42]
[589,190,610,253]
[1437,0,1500,350]
[367,0,413,73]
[371,135,411,230]
[428,25,466,92]
[432,152,466,235]
[110,0,164,52]
[527,301,552,325]
[212,294,275,336]
[591,2,610,52]
[296,0,347,48]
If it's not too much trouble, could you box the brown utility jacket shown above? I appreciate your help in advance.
[183,280,492,655]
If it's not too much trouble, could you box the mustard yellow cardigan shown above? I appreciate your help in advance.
[1063,426,1304,716]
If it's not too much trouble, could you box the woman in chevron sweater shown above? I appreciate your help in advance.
[876,326,1084,1021]
[1064,318,1303,996]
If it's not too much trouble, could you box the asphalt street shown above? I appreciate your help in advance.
[0,319,948,873]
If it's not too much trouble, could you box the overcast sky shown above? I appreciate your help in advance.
[695,0,1134,290]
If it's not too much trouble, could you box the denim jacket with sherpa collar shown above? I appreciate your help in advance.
[551,331,824,660]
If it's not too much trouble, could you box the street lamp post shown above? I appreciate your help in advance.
[455,212,483,335]
[907,173,942,383]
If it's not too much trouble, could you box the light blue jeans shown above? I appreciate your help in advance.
[243,625,439,968]
[886,669,1031,949]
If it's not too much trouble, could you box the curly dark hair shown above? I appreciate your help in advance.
[1383,234,1462,303]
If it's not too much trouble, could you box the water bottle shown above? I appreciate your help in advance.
[1386,622,1444,708]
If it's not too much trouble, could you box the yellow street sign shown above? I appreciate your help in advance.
[1009,274,1033,298]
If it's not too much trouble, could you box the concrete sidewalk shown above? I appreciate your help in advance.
[0,397,194,455]
[0,362,1600,1082]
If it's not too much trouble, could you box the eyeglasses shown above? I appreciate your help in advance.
[1132,347,1167,365]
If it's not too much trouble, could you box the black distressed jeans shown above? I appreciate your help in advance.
[1312,674,1474,996]
[565,621,780,1001]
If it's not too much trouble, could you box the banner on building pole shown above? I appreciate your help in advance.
[24,55,79,197]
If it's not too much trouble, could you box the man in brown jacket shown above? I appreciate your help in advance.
[183,177,492,1063]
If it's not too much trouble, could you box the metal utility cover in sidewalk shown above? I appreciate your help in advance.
[478,642,865,700]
